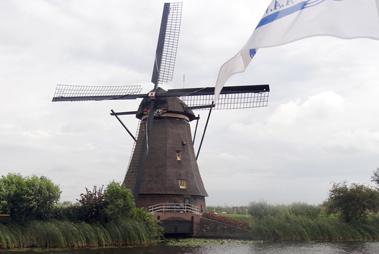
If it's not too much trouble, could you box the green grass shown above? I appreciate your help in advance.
[223,214,251,224]
[212,203,379,242]
[247,202,379,242]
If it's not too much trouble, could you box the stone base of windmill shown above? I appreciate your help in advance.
[149,205,250,238]
[158,212,202,236]
[149,203,203,236]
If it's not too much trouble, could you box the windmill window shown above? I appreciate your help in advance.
[176,150,182,161]
[178,179,187,189]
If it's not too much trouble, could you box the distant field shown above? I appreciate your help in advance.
[222,213,252,225]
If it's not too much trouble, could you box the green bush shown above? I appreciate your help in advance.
[77,186,106,223]
[104,181,135,221]
[74,182,139,223]
[0,174,60,222]
[53,203,82,222]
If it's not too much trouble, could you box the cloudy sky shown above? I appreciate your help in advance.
[1,0,379,206]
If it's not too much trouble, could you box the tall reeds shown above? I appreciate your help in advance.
[248,202,379,241]
[0,219,158,249]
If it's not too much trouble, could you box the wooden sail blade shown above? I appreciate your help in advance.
[52,84,145,102]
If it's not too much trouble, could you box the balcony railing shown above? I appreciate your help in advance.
[148,203,202,215]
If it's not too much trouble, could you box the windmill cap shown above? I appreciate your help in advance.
[136,87,196,121]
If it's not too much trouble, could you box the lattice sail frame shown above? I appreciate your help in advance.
[53,84,143,102]
[161,85,270,110]
[152,2,183,85]
[181,91,269,110]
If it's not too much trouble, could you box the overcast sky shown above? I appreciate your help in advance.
[1,0,379,206]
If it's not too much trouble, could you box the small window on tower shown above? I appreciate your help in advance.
[176,150,182,161]
[178,180,187,189]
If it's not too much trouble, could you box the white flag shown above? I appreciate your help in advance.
[215,0,379,100]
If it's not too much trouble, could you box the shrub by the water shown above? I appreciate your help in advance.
[104,181,135,221]
[76,185,107,223]
[62,182,142,224]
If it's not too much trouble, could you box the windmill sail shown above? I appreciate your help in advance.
[151,2,183,86]
[166,85,270,110]
[52,84,143,102]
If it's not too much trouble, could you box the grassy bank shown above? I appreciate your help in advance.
[213,203,379,242]
[250,213,379,242]
[0,219,159,249]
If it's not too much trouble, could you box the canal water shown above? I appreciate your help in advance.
[2,241,379,254]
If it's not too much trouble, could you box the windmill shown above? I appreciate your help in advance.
[53,2,270,234]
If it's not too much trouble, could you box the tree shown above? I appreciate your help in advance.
[77,186,106,222]
[76,182,136,222]
[0,174,61,221]
[104,181,135,221]
[0,179,8,214]
[371,168,379,186]
[326,182,379,223]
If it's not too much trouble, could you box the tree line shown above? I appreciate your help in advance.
[246,169,379,241]
[0,174,161,249]
[206,169,379,241]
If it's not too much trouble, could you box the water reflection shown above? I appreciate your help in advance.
[2,242,379,254]
[248,242,379,254]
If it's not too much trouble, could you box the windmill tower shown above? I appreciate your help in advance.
[53,2,270,235]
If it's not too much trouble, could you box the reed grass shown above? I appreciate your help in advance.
[248,202,379,242]
[0,219,159,249]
